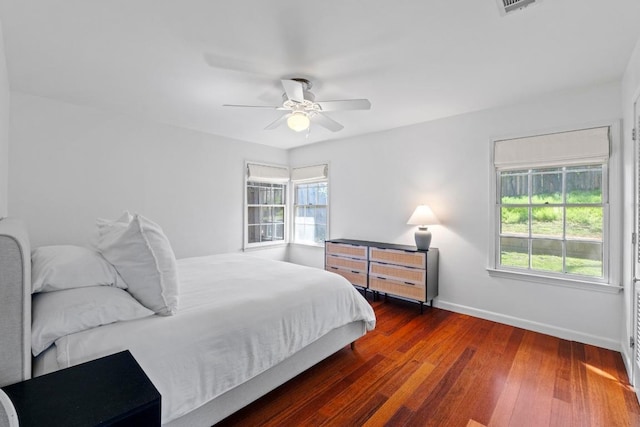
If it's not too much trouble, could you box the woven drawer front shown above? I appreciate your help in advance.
[369,248,425,268]
[326,242,368,259]
[369,262,425,285]
[326,266,367,287]
[326,255,367,272]
[369,277,425,302]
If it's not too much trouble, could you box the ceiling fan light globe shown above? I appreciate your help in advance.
[287,112,310,132]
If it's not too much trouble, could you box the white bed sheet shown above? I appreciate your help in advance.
[51,254,376,423]
[32,345,58,377]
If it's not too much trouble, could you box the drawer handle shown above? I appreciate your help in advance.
[404,281,415,286]
[376,276,386,280]
[351,270,360,274]
[330,267,338,270]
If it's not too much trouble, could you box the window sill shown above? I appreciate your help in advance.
[243,242,325,251]
[243,243,288,252]
[290,242,325,248]
[486,268,622,294]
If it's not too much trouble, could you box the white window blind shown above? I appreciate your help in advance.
[291,164,328,182]
[246,163,289,183]
[494,127,610,170]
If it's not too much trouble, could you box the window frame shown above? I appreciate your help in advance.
[487,122,622,293]
[291,178,329,247]
[243,162,289,250]
[496,164,609,281]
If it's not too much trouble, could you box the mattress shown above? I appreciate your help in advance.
[45,254,376,423]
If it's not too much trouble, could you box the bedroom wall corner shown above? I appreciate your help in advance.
[288,244,324,269]
[0,15,10,218]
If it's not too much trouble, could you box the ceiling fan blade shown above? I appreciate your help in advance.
[315,99,372,111]
[264,114,289,130]
[223,104,286,110]
[281,79,304,103]
[204,53,277,77]
[311,113,344,132]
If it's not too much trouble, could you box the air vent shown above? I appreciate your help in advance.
[497,0,541,16]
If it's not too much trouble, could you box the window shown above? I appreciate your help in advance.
[244,163,329,249]
[246,181,286,245]
[291,164,329,246]
[245,163,288,248]
[498,165,606,278]
[293,181,328,244]
[492,126,612,284]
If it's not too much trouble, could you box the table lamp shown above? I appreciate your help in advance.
[407,205,439,250]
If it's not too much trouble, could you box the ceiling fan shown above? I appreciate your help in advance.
[223,78,371,133]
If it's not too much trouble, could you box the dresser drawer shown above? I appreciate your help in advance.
[369,262,425,285]
[326,242,368,260]
[369,247,426,269]
[369,276,426,302]
[326,254,368,272]
[326,266,368,287]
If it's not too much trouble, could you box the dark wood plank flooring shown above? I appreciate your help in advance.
[218,296,640,426]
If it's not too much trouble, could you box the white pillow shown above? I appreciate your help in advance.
[96,211,133,236]
[31,286,154,356]
[96,214,179,316]
[31,245,127,294]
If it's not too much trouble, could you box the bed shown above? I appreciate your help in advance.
[0,217,376,426]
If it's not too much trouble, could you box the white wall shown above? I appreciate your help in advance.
[620,37,640,378]
[0,17,9,217]
[5,69,628,352]
[290,81,624,350]
[8,92,288,260]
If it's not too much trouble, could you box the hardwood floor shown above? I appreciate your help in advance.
[218,296,640,426]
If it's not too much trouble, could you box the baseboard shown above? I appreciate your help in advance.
[434,300,621,352]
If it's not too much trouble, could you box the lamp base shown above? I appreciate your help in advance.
[414,227,432,250]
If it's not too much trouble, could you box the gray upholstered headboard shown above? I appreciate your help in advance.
[0,218,31,387]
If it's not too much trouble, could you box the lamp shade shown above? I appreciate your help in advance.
[407,205,439,226]
[287,112,310,132]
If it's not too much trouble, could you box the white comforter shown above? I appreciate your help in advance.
[53,254,376,423]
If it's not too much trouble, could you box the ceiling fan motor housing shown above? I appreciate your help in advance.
[282,88,315,103]
[282,80,319,113]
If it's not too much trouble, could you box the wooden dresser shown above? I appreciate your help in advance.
[325,239,438,312]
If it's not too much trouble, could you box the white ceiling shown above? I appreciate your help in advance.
[0,0,639,149]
